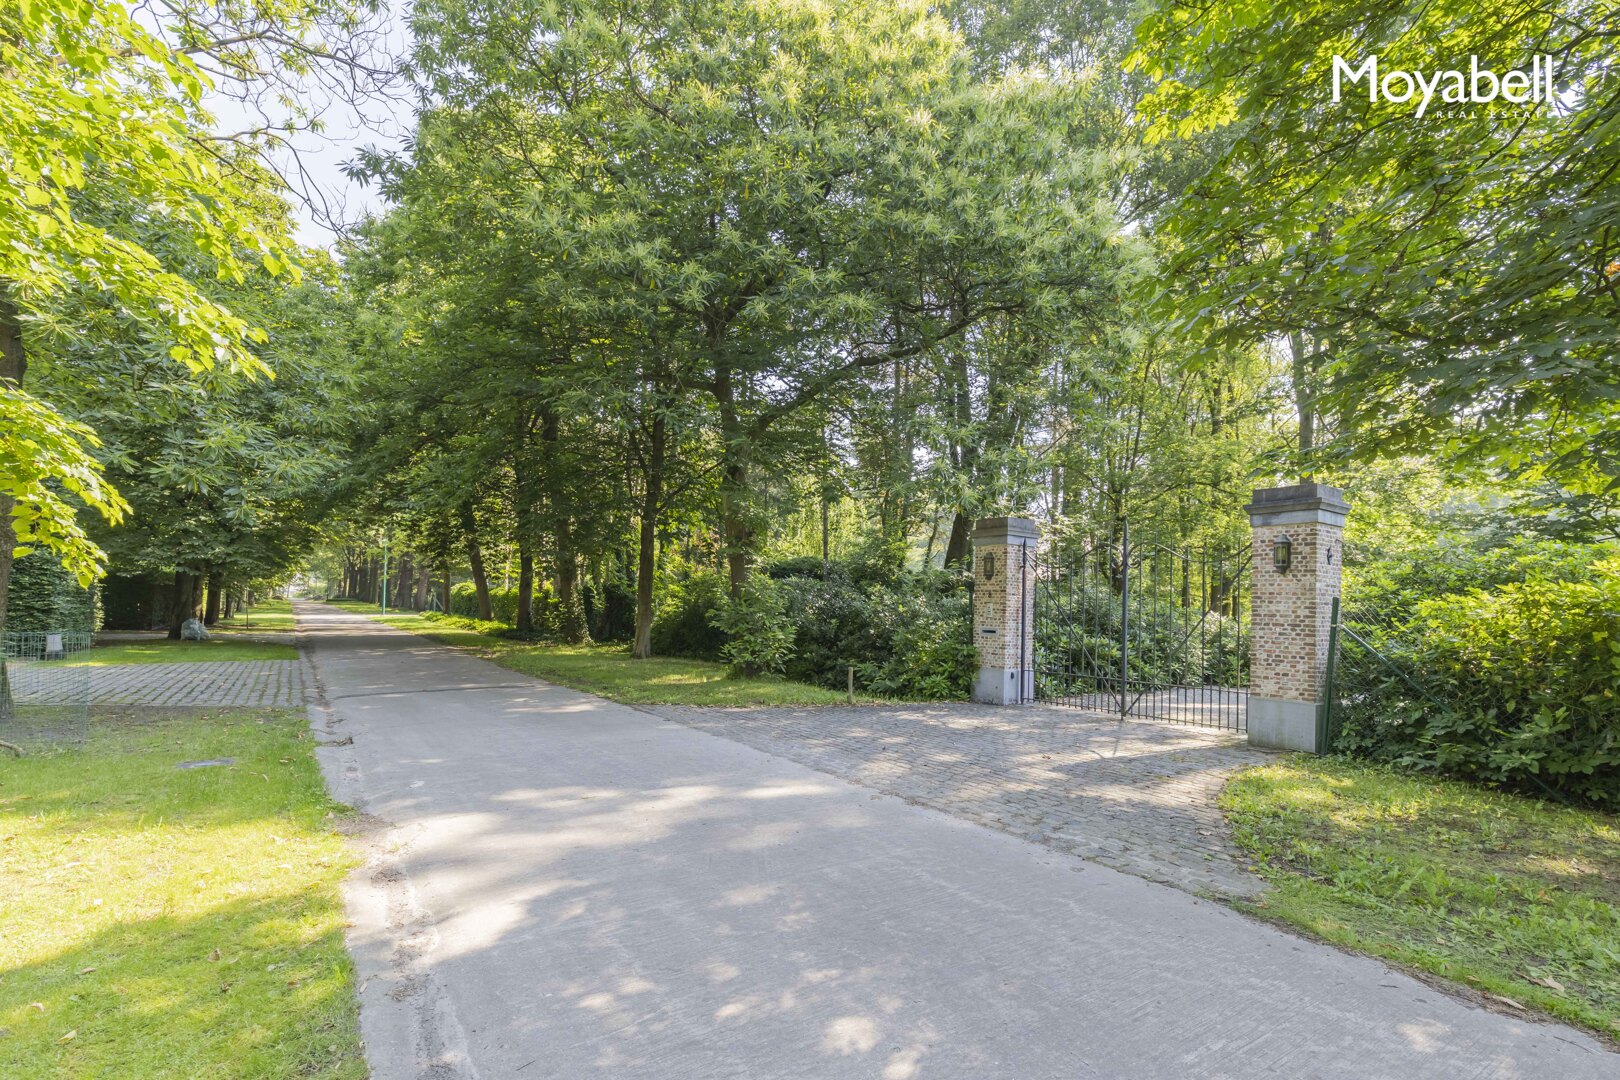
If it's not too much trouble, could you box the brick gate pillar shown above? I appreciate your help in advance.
[970,516,1039,705]
[1244,483,1349,751]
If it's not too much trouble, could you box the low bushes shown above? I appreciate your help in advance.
[1034,583,1246,690]
[711,577,795,676]
[449,581,531,624]
[651,560,974,699]
[448,581,582,640]
[1336,559,1620,807]
[649,571,730,660]
[418,611,511,635]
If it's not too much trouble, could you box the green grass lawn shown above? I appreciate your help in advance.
[0,710,364,1078]
[346,608,861,707]
[1223,757,1620,1039]
[71,639,299,665]
[211,598,297,632]
[318,598,384,613]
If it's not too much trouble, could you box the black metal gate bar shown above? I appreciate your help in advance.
[1032,524,1250,732]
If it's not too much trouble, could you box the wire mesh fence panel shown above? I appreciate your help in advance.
[1,631,94,750]
[1034,526,1251,731]
[1322,606,1443,754]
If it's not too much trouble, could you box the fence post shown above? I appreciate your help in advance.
[970,516,1040,705]
[1318,596,1341,751]
[1244,483,1349,752]
[1118,520,1129,717]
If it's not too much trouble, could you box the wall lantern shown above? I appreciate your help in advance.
[1273,535,1293,574]
[982,553,996,581]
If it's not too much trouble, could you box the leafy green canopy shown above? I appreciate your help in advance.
[0,385,127,581]
[2,0,295,365]
[2,0,308,581]
[363,0,1138,588]
[1130,0,1620,494]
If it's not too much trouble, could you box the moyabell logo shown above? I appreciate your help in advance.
[1332,55,1557,117]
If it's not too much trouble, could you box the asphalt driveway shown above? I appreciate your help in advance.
[301,602,1617,1079]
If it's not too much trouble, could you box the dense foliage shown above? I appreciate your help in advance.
[6,0,1616,812]
[647,560,977,699]
[3,554,97,634]
[1133,0,1620,499]
[1337,543,1620,806]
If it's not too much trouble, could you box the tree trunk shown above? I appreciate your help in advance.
[414,562,430,610]
[721,460,752,597]
[1290,331,1315,462]
[632,411,666,659]
[555,518,587,643]
[943,512,973,568]
[459,503,494,620]
[167,572,190,639]
[394,554,414,609]
[0,294,25,716]
[942,347,976,568]
[204,571,223,625]
[714,366,755,597]
[821,488,830,570]
[516,542,535,634]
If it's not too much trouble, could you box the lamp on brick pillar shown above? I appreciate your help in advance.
[1244,483,1349,752]
[970,516,1039,705]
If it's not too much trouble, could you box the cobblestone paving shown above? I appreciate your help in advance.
[80,659,309,708]
[650,702,1274,898]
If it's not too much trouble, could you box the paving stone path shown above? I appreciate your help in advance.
[82,658,309,707]
[306,603,1619,1078]
[650,702,1274,898]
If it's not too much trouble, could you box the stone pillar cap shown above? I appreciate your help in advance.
[970,516,1041,543]
[1245,483,1349,526]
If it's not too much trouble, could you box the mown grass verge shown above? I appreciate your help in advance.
[321,602,866,707]
[1223,756,1620,1040]
[0,710,365,1078]
[211,598,297,632]
[71,639,299,665]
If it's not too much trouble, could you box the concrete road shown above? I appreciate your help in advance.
[300,603,1617,1079]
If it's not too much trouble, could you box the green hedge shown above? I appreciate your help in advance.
[448,581,588,641]
[5,554,98,634]
[649,563,975,699]
[1336,566,1620,807]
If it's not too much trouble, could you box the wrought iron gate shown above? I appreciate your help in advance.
[1032,523,1251,731]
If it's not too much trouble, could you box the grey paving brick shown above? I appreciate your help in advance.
[85,658,309,708]
[648,702,1274,898]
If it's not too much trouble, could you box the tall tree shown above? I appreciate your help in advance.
[1,0,379,642]
[1132,0,1620,496]
[398,0,1135,593]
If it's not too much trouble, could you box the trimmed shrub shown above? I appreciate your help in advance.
[448,581,572,639]
[649,569,729,660]
[646,562,974,698]
[762,556,827,580]
[585,581,635,643]
[5,553,98,633]
[450,582,530,624]
[855,578,976,700]
[711,577,796,676]
[1336,566,1620,807]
